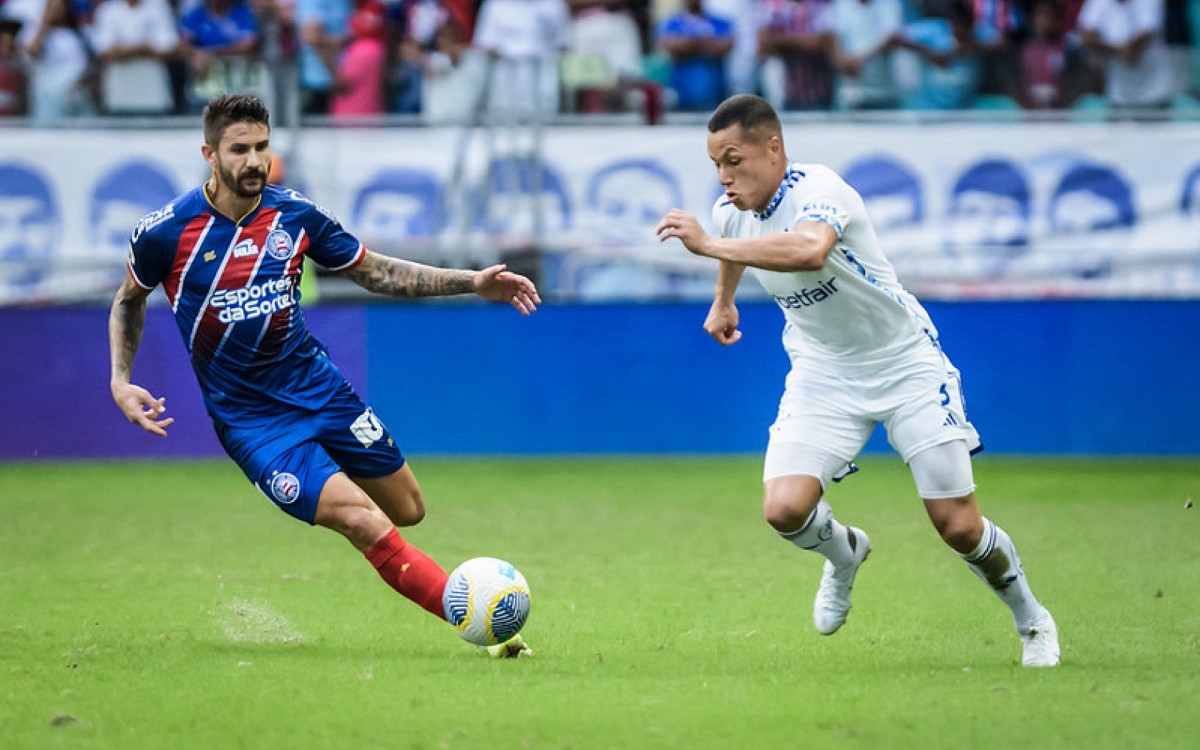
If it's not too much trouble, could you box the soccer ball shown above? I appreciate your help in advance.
[442,557,531,646]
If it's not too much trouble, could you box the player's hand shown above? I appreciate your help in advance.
[111,382,175,437]
[705,300,742,346]
[473,264,541,316]
[656,209,711,257]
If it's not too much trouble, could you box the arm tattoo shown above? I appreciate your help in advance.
[109,280,147,383]
[344,253,476,298]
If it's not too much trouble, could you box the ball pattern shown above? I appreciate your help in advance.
[442,557,531,646]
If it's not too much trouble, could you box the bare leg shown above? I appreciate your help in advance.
[353,462,426,528]
[314,470,448,618]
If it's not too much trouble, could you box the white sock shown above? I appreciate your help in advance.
[777,499,860,569]
[961,517,1046,634]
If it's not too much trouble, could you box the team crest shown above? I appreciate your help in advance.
[265,229,294,260]
[269,472,301,505]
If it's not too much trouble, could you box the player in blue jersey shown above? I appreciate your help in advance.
[655,94,1059,666]
[108,94,538,657]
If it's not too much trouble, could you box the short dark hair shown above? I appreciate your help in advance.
[707,95,781,141]
[203,94,270,148]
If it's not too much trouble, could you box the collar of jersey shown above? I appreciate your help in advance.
[203,181,262,225]
[753,166,803,222]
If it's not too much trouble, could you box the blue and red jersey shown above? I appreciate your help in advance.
[128,184,366,427]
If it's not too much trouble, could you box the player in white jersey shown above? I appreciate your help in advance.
[655,94,1059,667]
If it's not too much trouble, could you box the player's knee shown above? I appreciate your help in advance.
[762,494,814,533]
[391,492,426,527]
[937,511,983,553]
[358,470,426,527]
[319,503,390,549]
[763,500,800,532]
[763,476,821,533]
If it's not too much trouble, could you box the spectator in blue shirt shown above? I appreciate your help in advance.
[657,0,733,112]
[180,0,261,107]
[181,0,260,60]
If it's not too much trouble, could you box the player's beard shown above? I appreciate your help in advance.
[216,160,268,199]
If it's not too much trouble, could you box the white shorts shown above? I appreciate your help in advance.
[763,345,981,485]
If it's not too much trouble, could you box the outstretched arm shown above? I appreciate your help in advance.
[343,250,541,314]
[656,208,838,272]
[109,275,174,437]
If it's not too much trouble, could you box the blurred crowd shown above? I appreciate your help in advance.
[0,0,1197,123]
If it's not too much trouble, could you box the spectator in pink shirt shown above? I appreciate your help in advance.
[331,0,387,117]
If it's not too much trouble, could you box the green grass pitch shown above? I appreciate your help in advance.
[2,456,1198,749]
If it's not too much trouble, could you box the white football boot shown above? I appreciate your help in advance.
[1020,610,1060,667]
[813,528,871,636]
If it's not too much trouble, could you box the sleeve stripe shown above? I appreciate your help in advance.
[328,243,367,272]
[796,200,846,238]
[127,261,154,290]
[798,214,845,238]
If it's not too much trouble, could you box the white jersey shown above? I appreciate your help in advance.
[713,163,939,374]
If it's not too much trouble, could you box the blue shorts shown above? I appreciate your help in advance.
[214,384,405,523]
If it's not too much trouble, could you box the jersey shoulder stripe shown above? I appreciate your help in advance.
[163,214,215,309]
[129,187,211,292]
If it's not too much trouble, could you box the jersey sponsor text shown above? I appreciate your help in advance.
[351,408,384,447]
[210,277,295,323]
[232,238,260,258]
[130,202,176,244]
[773,277,839,309]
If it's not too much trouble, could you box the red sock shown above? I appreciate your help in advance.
[365,528,449,620]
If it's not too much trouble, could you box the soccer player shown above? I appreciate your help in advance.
[655,94,1060,667]
[109,94,538,657]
